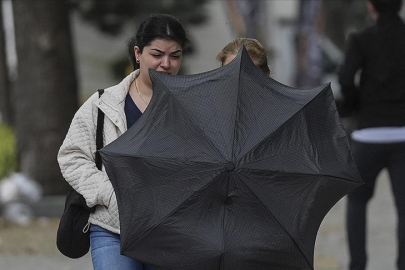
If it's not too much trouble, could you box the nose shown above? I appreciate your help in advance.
[160,56,170,70]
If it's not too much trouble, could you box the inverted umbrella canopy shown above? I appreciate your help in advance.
[100,47,362,270]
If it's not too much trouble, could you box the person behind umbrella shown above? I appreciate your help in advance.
[57,14,190,270]
[338,0,405,269]
[216,37,271,76]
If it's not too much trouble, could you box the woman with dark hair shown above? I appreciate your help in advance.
[58,14,190,270]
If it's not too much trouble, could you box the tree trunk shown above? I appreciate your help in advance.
[295,0,324,88]
[12,0,78,195]
[234,0,265,40]
[0,1,12,125]
[225,0,246,37]
[323,0,346,51]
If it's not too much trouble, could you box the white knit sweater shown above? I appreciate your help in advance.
[58,70,139,234]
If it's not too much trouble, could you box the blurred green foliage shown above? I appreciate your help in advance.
[0,124,17,179]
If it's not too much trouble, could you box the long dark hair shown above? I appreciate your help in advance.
[127,14,190,70]
[368,0,402,13]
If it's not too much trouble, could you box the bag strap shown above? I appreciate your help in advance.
[95,89,105,170]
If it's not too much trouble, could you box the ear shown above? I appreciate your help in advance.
[134,46,141,61]
[367,1,379,20]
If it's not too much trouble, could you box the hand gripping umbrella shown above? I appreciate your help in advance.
[100,47,362,270]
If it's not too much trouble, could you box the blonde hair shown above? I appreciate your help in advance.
[216,38,270,75]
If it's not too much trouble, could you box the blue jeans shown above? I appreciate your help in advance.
[90,225,154,270]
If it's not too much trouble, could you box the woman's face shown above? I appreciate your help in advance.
[222,54,237,66]
[135,39,183,83]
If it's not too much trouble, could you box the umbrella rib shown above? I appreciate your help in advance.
[231,61,243,162]
[123,171,225,251]
[235,79,296,155]
[102,150,220,164]
[152,74,227,161]
[236,174,315,270]
[237,83,330,162]
[240,167,361,184]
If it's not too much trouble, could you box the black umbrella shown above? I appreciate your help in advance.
[100,47,362,270]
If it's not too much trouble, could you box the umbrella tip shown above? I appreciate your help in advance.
[225,162,235,171]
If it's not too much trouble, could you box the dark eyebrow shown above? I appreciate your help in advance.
[151,48,182,54]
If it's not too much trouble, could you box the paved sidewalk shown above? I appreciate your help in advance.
[0,170,397,270]
[0,254,92,270]
[314,169,397,270]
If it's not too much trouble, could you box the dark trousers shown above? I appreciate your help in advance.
[347,141,405,270]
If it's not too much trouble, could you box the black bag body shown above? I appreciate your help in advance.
[56,187,96,258]
[57,89,105,259]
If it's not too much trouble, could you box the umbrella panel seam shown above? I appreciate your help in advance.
[122,172,226,252]
[235,174,315,270]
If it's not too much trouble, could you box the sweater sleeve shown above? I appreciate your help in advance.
[57,99,114,208]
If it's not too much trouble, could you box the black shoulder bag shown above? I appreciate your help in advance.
[57,89,105,259]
